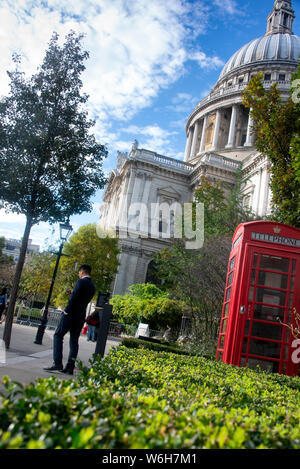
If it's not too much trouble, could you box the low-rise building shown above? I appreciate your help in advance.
[2,238,40,263]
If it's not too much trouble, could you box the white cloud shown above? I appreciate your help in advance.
[0,1,190,118]
[213,0,239,15]
[189,50,224,70]
[0,209,26,224]
[121,124,177,155]
[0,1,223,127]
[167,92,199,113]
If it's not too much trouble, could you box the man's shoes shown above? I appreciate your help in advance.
[60,367,74,375]
[44,365,63,373]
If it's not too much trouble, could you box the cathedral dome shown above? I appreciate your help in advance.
[219,32,300,81]
[184,1,299,163]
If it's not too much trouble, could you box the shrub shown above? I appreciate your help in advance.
[111,283,183,328]
[121,337,191,356]
[1,347,300,449]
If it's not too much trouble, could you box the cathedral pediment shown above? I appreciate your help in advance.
[157,186,181,201]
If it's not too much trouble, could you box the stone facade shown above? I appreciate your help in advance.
[99,0,300,295]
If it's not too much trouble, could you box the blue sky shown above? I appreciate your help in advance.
[1,0,300,248]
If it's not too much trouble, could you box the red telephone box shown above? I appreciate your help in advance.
[216,221,300,376]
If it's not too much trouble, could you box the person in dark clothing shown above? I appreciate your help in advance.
[0,288,8,323]
[44,264,96,375]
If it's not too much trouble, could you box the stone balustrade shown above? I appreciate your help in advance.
[202,153,241,171]
[131,149,193,173]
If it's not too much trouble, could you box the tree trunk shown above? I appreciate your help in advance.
[3,215,33,349]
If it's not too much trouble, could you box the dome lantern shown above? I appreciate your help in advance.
[266,0,295,35]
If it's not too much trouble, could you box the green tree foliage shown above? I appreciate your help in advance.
[0,237,15,289]
[19,251,56,304]
[154,237,231,354]
[242,61,300,227]
[0,32,108,347]
[152,176,256,353]
[54,224,120,307]
[193,173,255,238]
[111,283,183,329]
[0,237,14,266]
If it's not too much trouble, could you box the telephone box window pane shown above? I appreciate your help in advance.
[249,339,281,359]
[259,255,289,273]
[224,303,229,315]
[289,294,294,307]
[241,357,246,367]
[242,338,248,353]
[220,335,225,347]
[251,321,283,341]
[254,304,284,321]
[228,272,233,286]
[249,286,254,301]
[257,271,288,289]
[253,254,258,267]
[226,288,231,301]
[255,287,286,306]
[250,269,256,284]
[247,358,279,373]
[230,257,235,271]
[245,319,250,335]
[290,276,295,291]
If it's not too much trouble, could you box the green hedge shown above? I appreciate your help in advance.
[1,346,300,449]
[121,337,191,356]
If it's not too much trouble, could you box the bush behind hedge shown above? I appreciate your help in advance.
[121,337,191,356]
[1,346,300,449]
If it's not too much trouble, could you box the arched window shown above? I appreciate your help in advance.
[145,260,163,286]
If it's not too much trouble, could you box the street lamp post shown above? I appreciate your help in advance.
[34,222,72,345]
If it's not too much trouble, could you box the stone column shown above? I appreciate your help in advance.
[244,110,254,147]
[130,171,143,205]
[112,250,139,295]
[190,120,200,159]
[119,169,136,233]
[184,128,193,162]
[225,105,238,148]
[261,165,270,217]
[256,168,263,216]
[211,110,221,151]
[140,174,152,235]
[117,172,130,232]
[199,115,208,152]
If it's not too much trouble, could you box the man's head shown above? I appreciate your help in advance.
[78,264,92,278]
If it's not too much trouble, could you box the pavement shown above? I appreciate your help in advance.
[0,322,121,393]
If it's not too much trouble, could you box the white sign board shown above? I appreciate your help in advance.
[135,323,150,338]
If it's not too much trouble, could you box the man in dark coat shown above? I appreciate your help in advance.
[44,264,95,375]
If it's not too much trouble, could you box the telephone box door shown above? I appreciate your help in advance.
[235,246,299,375]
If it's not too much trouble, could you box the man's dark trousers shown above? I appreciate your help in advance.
[53,314,84,372]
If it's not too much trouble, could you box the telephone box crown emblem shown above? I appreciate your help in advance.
[273,225,281,234]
